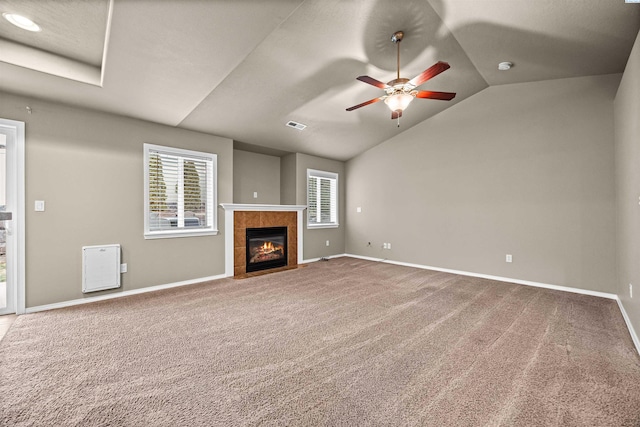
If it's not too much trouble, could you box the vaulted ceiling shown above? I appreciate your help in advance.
[1,0,638,161]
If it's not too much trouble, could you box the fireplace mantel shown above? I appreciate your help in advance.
[220,204,306,276]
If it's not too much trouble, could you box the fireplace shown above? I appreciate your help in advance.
[246,226,288,273]
[221,204,305,277]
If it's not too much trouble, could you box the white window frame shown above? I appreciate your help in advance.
[144,143,218,239]
[307,168,339,229]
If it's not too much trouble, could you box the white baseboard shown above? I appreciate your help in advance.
[25,274,227,314]
[343,254,617,300]
[301,253,347,264]
[615,297,640,356]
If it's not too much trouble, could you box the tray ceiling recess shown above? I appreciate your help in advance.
[0,0,113,86]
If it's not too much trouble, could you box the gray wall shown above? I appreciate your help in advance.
[280,153,297,205]
[346,74,619,294]
[614,30,640,337]
[233,149,280,204]
[280,152,346,259]
[295,153,345,260]
[1,66,628,309]
[0,92,233,308]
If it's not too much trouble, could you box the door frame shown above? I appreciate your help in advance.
[0,118,25,315]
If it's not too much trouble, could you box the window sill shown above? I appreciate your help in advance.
[307,223,339,230]
[144,229,219,239]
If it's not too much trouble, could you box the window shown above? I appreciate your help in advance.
[144,143,217,239]
[307,169,338,228]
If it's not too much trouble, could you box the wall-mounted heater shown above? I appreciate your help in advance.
[82,244,121,293]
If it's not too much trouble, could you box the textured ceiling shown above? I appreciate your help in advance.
[0,0,638,161]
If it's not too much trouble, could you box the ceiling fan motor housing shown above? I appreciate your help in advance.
[385,78,415,96]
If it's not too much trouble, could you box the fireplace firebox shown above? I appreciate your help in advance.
[245,227,288,273]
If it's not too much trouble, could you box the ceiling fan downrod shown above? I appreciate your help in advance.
[391,31,404,80]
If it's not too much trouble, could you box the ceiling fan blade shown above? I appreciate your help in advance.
[356,76,390,89]
[415,90,457,101]
[408,61,451,87]
[391,110,402,120]
[346,97,383,111]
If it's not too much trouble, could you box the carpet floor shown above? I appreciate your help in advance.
[1,257,639,426]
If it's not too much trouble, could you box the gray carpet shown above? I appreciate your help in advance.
[1,257,639,426]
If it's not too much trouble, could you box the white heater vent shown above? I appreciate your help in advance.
[285,120,307,131]
[82,244,121,293]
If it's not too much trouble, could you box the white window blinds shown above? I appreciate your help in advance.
[307,169,338,228]
[144,144,217,238]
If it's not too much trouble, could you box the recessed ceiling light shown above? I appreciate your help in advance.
[498,62,513,71]
[3,13,41,32]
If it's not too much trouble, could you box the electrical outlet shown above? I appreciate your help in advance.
[630,284,633,298]
[326,240,330,246]
[357,207,362,213]
[253,191,258,199]
[388,243,391,249]
[506,254,513,263]
[120,263,128,273]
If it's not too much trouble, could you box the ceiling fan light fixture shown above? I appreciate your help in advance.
[384,93,414,113]
[2,13,41,32]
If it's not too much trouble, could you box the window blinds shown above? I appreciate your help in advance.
[145,144,216,236]
[307,169,338,226]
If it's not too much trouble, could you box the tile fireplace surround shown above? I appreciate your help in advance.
[220,204,307,277]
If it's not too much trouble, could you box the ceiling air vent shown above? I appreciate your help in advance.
[286,121,307,131]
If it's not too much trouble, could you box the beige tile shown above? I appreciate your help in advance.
[234,247,246,268]
[234,211,247,228]
[259,211,283,227]
[0,314,17,325]
[289,239,297,258]
[0,314,17,341]
[284,212,296,227]
[245,212,261,227]
[234,227,245,248]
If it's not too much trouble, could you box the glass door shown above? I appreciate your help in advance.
[0,123,16,315]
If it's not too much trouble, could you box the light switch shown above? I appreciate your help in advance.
[357,207,362,213]
[35,200,45,212]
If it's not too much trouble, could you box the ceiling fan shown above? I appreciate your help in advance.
[346,31,456,125]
